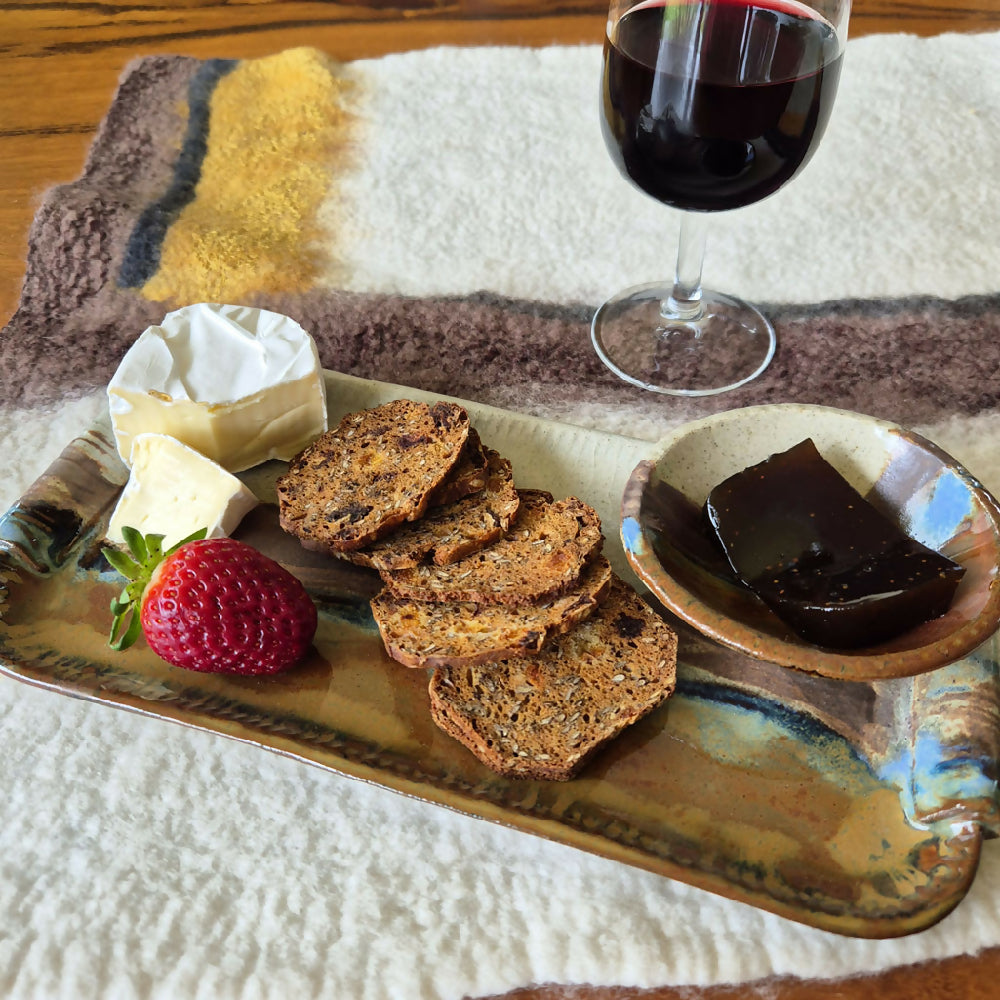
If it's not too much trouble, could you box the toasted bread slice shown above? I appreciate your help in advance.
[428,577,678,780]
[339,448,518,570]
[382,491,603,605]
[276,399,470,552]
[373,554,613,668]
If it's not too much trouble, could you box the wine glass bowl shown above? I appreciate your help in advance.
[594,0,851,395]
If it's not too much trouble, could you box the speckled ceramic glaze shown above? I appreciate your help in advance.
[3,381,999,938]
[621,404,1000,680]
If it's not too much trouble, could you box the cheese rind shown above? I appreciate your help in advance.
[107,433,260,550]
[108,303,327,472]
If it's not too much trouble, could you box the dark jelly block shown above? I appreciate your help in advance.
[704,439,966,648]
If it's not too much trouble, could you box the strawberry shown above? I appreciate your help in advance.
[103,527,317,675]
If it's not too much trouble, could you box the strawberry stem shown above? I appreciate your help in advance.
[101,526,208,652]
[109,592,144,651]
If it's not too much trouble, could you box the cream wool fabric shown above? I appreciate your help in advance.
[2,31,1000,1000]
[329,34,1000,305]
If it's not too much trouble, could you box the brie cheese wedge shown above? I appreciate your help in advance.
[108,303,328,472]
[107,433,260,550]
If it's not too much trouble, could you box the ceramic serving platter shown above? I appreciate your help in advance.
[2,372,998,938]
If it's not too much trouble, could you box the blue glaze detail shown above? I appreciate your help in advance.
[681,637,1000,837]
[621,516,646,555]
[0,506,76,574]
[905,467,977,551]
[678,675,870,774]
[876,642,1000,834]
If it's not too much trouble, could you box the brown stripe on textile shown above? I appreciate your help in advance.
[4,277,998,431]
[266,290,1000,428]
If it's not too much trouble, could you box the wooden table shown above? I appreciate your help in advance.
[3,2,999,998]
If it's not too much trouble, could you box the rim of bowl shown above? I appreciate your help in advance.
[620,403,1000,680]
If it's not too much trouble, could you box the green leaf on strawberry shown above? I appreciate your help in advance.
[104,527,207,651]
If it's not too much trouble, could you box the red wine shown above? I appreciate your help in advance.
[601,0,843,211]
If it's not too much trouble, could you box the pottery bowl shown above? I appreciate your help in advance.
[620,404,1000,680]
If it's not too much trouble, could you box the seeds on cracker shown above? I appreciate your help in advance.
[427,578,678,781]
[340,448,519,570]
[276,399,470,552]
[372,554,613,668]
[381,491,603,605]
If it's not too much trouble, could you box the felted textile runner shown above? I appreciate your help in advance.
[2,33,1000,1000]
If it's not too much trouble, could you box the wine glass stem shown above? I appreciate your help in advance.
[663,211,707,322]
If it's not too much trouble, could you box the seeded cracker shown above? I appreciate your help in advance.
[382,491,603,605]
[373,555,613,667]
[339,448,519,570]
[428,577,678,780]
[276,399,470,552]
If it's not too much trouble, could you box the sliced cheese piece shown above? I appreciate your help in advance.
[108,302,328,472]
[107,433,259,550]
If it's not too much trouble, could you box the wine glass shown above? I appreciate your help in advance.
[593,0,851,395]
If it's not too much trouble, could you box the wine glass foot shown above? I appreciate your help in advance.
[591,282,776,396]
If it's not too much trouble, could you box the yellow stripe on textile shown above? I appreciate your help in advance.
[141,48,357,303]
